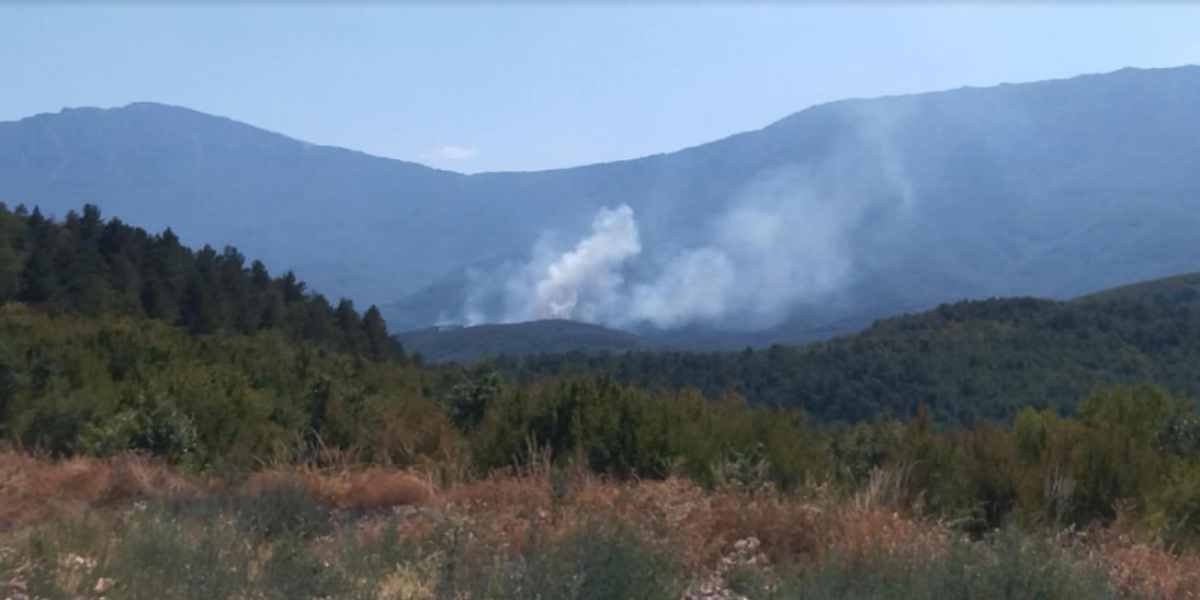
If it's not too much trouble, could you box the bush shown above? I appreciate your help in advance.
[104,511,249,600]
[231,477,331,541]
[259,537,348,600]
[436,519,684,600]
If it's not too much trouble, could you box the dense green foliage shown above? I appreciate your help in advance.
[500,292,1200,423]
[463,375,1200,543]
[0,308,449,469]
[0,203,405,363]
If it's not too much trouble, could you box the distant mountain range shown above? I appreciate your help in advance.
[3,65,1200,349]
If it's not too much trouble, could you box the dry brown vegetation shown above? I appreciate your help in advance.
[2,451,1199,600]
[0,452,192,530]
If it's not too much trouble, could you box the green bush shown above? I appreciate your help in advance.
[436,519,684,600]
[230,478,331,542]
[104,511,249,600]
[260,537,348,600]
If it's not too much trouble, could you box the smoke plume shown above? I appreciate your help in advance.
[504,204,641,322]
[454,101,916,331]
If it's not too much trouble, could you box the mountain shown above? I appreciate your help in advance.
[501,270,1200,424]
[398,319,661,363]
[3,66,1200,344]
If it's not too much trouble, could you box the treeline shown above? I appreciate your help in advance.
[0,203,405,362]
[497,294,1200,424]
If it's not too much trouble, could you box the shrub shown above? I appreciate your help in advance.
[231,476,331,541]
[103,511,249,600]
[259,537,348,600]
[436,518,685,600]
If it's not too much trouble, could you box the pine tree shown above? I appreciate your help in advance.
[217,246,259,334]
[142,229,191,322]
[181,271,218,334]
[20,208,61,306]
[181,245,225,333]
[362,305,405,363]
[250,260,270,290]
[335,298,365,354]
[302,293,336,345]
[281,270,305,303]
[0,205,23,303]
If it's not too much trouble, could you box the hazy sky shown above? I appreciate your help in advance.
[2,2,1198,173]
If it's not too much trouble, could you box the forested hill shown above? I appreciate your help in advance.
[0,203,406,363]
[497,279,1200,424]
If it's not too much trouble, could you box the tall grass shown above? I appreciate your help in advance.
[2,453,1197,600]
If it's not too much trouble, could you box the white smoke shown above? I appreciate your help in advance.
[503,204,641,322]
[624,169,857,329]
[454,101,916,331]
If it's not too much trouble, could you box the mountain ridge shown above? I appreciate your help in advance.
[4,65,1200,348]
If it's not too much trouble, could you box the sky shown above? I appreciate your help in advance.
[1,2,1198,174]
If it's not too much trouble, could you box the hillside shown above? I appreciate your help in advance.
[398,319,661,363]
[4,66,1200,345]
[1075,270,1200,306]
[502,271,1200,424]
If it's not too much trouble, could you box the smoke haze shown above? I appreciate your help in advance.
[451,103,917,332]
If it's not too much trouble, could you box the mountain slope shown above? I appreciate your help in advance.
[501,271,1200,424]
[0,103,466,307]
[3,66,1200,342]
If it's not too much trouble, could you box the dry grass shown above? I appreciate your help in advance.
[1103,543,1200,600]
[0,452,191,530]
[437,472,941,572]
[4,451,1200,599]
[309,466,435,511]
[1086,517,1200,600]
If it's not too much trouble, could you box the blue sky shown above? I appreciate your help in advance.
[2,3,1198,173]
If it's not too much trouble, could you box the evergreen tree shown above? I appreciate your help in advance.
[281,270,305,303]
[181,271,218,334]
[142,229,190,322]
[181,246,223,334]
[0,203,404,364]
[362,306,404,363]
[249,260,270,290]
[335,298,365,354]
[20,247,59,306]
[302,293,336,345]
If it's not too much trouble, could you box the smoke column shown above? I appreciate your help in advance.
[504,204,641,323]
[462,101,916,331]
